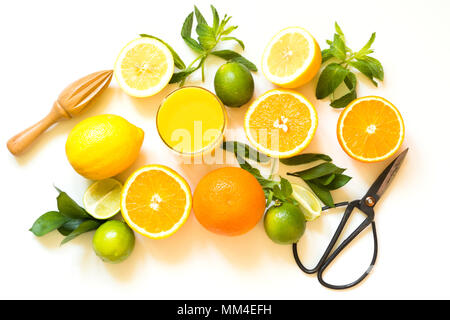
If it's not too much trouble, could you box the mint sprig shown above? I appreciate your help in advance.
[316,22,384,108]
[172,5,257,85]
[223,141,297,207]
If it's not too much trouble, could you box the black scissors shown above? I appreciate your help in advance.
[292,149,408,290]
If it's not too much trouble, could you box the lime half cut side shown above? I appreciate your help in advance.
[291,183,322,221]
[84,179,123,220]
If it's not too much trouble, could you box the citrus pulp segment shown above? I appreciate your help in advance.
[244,89,318,158]
[120,165,192,239]
[262,27,321,88]
[337,96,405,162]
[114,37,174,97]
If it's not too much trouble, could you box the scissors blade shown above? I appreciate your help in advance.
[363,148,409,203]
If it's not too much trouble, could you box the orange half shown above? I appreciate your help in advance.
[244,89,318,158]
[121,165,192,239]
[337,96,405,162]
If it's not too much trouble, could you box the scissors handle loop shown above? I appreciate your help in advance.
[292,201,378,290]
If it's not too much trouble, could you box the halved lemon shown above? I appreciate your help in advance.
[114,37,174,97]
[121,165,192,239]
[84,178,123,220]
[337,96,405,162]
[262,27,321,88]
[244,89,318,158]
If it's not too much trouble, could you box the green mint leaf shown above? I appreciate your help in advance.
[222,36,245,50]
[314,174,335,186]
[321,49,334,63]
[344,72,357,91]
[326,174,352,190]
[211,50,257,71]
[181,12,204,53]
[358,32,376,56]
[30,211,68,237]
[335,22,345,41]
[305,181,335,207]
[221,141,270,163]
[56,190,90,219]
[349,60,378,86]
[288,163,345,181]
[61,220,102,245]
[330,34,347,60]
[221,25,238,36]
[316,63,349,99]
[280,177,293,197]
[57,219,85,236]
[196,23,216,50]
[218,14,232,34]
[139,34,186,70]
[330,90,357,108]
[211,5,220,34]
[358,56,384,81]
[169,64,202,84]
[194,6,207,25]
[272,185,286,201]
[280,153,332,166]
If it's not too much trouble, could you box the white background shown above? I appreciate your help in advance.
[1,0,449,300]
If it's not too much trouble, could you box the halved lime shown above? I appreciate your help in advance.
[291,183,322,221]
[83,179,123,220]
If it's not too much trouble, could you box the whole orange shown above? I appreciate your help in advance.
[193,167,266,236]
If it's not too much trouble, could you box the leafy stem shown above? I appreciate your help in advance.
[171,5,257,85]
[316,22,384,108]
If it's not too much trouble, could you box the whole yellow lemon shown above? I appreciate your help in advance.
[66,114,144,180]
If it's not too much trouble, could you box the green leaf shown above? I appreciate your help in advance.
[265,189,273,205]
[280,177,293,197]
[139,34,186,69]
[222,36,245,49]
[229,57,257,72]
[181,12,204,53]
[222,26,238,36]
[326,174,352,190]
[211,5,220,34]
[305,181,334,207]
[272,185,286,201]
[330,34,347,60]
[280,153,332,166]
[169,62,203,84]
[344,72,357,91]
[288,163,345,181]
[196,23,216,50]
[61,220,102,245]
[321,49,334,63]
[211,50,257,71]
[358,32,376,56]
[349,60,378,86]
[330,90,357,108]
[335,22,345,41]
[56,190,90,219]
[316,63,349,99]
[314,174,335,186]
[57,219,85,236]
[29,211,68,237]
[194,6,207,25]
[221,141,270,163]
[358,56,384,81]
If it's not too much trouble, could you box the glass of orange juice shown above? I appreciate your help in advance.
[156,86,227,158]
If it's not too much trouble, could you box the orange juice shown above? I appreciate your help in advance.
[156,87,226,155]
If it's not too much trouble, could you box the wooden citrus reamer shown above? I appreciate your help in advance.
[7,70,113,156]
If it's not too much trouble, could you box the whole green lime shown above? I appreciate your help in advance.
[264,202,306,245]
[214,62,254,108]
[92,220,135,264]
